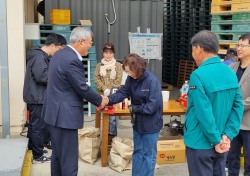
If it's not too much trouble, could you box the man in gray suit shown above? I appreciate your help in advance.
[228,33,250,176]
[42,27,107,176]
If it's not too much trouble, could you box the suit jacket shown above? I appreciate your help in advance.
[230,62,250,130]
[42,46,102,129]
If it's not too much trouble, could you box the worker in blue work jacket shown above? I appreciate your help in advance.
[106,53,163,176]
[184,30,244,176]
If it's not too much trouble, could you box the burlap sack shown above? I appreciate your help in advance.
[78,126,101,164]
[108,137,133,173]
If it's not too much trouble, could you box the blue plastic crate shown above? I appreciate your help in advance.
[88,53,96,60]
[40,24,92,32]
[32,40,42,46]
[40,31,71,40]
[52,25,71,31]
[88,46,96,53]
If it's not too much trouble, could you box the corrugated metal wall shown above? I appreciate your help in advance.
[45,0,163,82]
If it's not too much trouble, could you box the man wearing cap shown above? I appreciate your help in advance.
[223,48,238,65]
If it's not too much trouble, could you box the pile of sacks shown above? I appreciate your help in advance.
[108,137,134,173]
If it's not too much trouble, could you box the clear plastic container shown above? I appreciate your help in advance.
[181,80,189,96]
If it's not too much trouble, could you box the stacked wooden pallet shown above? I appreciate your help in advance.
[177,60,198,88]
[211,0,250,54]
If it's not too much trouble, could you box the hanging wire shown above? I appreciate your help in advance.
[105,0,117,41]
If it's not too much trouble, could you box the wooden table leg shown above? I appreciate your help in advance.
[101,113,109,167]
[95,110,101,128]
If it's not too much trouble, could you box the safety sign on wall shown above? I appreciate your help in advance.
[128,33,162,60]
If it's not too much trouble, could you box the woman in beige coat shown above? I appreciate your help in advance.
[94,42,123,144]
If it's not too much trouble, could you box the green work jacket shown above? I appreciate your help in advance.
[184,56,244,149]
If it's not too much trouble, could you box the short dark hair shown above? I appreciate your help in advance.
[191,30,219,54]
[45,33,67,46]
[239,33,250,44]
[102,42,115,53]
[226,48,237,56]
[225,53,236,59]
[123,53,147,78]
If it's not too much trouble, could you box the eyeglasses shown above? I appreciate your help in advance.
[85,40,93,45]
[236,44,250,48]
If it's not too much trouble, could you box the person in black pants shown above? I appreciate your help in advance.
[23,33,66,164]
[42,27,107,175]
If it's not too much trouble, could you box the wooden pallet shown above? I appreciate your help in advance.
[211,2,250,14]
[177,60,198,88]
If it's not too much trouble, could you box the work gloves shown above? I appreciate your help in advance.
[128,104,140,113]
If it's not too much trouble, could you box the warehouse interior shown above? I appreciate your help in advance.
[0,0,248,175]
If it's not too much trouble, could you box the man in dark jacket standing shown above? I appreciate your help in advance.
[23,34,66,164]
[42,27,107,176]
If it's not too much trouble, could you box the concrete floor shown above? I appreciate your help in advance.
[28,89,243,175]
[30,114,190,176]
[30,115,244,176]
[0,138,28,176]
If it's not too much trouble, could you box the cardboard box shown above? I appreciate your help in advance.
[156,135,186,164]
[79,20,92,26]
[50,9,71,25]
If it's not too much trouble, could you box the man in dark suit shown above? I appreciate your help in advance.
[42,27,107,176]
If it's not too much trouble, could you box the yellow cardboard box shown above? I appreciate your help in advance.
[50,9,71,25]
[156,135,186,164]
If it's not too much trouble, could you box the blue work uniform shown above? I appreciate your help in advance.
[108,70,163,176]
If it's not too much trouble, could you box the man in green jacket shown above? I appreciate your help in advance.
[184,30,244,176]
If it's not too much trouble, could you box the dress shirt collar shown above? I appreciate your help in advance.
[68,45,83,61]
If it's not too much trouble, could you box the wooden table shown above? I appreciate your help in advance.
[95,100,186,167]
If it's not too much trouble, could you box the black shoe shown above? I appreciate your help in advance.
[32,155,51,164]
[44,141,52,149]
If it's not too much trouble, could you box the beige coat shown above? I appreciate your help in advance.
[94,62,123,95]
[230,62,250,130]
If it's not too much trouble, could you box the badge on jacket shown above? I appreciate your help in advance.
[189,85,196,90]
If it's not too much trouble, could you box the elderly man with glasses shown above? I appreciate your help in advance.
[42,27,108,175]
[228,33,250,176]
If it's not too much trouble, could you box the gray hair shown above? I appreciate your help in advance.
[191,30,219,54]
[70,27,93,43]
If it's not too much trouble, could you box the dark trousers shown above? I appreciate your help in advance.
[44,125,51,144]
[186,146,227,176]
[49,125,78,176]
[228,130,250,176]
[27,104,45,159]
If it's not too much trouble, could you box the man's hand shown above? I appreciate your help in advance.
[215,135,231,153]
[100,96,109,108]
